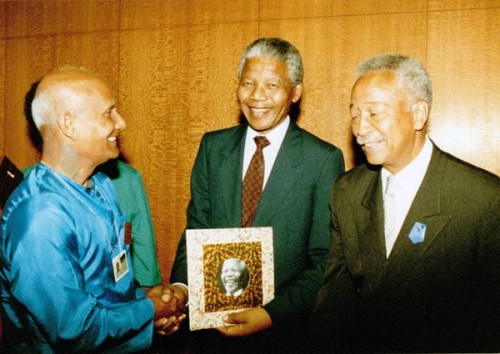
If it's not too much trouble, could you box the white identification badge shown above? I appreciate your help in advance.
[112,250,129,283]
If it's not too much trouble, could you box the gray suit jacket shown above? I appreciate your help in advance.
[309,144,500,352]
[171,122,344,340]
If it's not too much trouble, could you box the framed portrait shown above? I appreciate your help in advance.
[186,227,274,331]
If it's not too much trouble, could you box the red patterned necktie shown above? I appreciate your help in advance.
[242,136,270,227]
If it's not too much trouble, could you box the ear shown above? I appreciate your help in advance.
[411,100,429,131]
[57,112,77,140]
[291,83,303,103]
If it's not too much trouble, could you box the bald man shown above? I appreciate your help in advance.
[0,67,186,352]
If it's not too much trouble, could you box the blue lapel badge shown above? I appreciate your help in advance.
[409,222,426,244]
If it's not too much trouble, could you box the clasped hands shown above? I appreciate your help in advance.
[145,284,188,336]
[146,286,273,337]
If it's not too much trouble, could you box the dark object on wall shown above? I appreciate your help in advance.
[0,156,24,209]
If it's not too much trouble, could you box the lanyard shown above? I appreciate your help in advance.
[44,164,122,252]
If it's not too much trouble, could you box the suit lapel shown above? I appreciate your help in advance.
[376,146,452,291]
[356,169,388,281]
[219,126,246,225]
[253,123,302,226]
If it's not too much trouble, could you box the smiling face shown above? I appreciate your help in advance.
[350,70,427,174]
[221,258,245,296]
[237,56,302,134]
[72,77,126,167]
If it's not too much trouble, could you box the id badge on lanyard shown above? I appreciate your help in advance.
[113,250,129,282]
[112,220,130,283]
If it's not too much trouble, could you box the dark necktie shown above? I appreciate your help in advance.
[242,136,270,227]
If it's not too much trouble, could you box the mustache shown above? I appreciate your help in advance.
[356,135,384,145]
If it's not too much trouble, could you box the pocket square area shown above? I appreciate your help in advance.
[409,222,426,244]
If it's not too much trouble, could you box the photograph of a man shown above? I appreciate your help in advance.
[219,258,249,297]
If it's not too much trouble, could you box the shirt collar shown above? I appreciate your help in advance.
[245,116,290,147]
[382,136,433,190]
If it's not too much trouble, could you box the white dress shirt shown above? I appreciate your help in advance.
[174,118,291,295]
[242,116,290,189]
[381,136,433,256]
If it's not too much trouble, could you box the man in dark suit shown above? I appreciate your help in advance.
[309,54,500,353]
[169,38,345,353]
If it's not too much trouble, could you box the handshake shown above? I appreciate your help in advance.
[145,283,188,336]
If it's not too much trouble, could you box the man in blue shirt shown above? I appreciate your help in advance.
[22,79,162,289]
[24,158,163,289]
[0,67,187,352]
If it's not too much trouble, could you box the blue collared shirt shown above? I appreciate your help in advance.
[0,163,154,353]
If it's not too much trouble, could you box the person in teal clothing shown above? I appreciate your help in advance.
[23,82,162,288]
[97,158,162,287]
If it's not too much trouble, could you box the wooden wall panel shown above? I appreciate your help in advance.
[120,0,259,29]
[119,22,259,276]
[259,0,333,20]
[5,37,53,167]
[329,0,428,16]
[0,2,5,37]
[429,0,500,11]
[0,39,4,154]
[259,12,428,169]
[427,8,500,175]
[259,0,428,19]
[5,0,119,38]
[0,3,5,154]
[4,32,120,170]
[1,0,498,284]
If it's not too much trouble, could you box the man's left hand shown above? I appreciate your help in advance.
[217,307,272,337]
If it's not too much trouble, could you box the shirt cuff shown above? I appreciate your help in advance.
[172,282,189,306]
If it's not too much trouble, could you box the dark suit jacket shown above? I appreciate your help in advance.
[170,121,344,350]
[309,144,500,353]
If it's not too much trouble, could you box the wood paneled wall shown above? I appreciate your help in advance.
[1,0,498,281]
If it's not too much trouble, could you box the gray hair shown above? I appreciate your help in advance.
[238,37,303,86]
[222,258,245,271]
[356,54,433,107]
[31,66,94,130]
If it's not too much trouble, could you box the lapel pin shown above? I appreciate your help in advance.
[409,222,426,244]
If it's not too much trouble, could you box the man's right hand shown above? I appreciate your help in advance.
[145,284,188,335]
